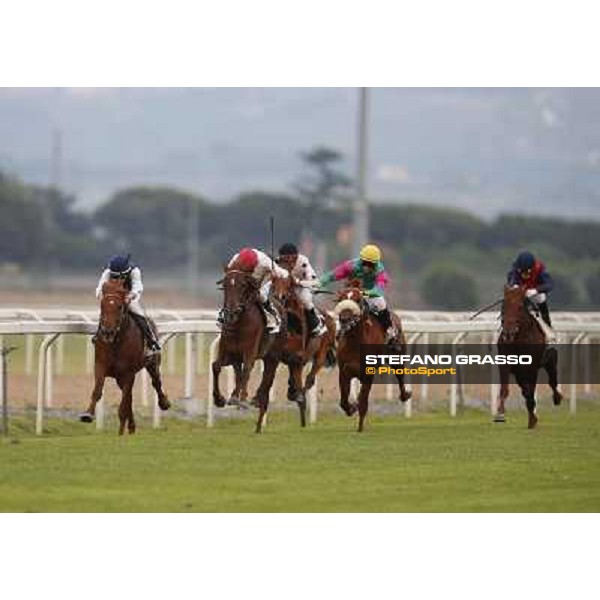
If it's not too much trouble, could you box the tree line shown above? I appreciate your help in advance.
[1,168,600,309]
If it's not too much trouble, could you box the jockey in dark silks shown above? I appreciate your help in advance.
[95,254,161,354]
[507,250,554,332]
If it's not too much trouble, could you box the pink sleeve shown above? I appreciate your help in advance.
[375,270,389,289]
[332,260,354,281]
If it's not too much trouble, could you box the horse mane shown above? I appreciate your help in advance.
[102,279,126,296]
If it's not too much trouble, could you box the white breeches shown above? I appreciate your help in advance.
[527,291,547,305]
[259,282,270,304]
[261,281,314,309]
[296,287,314,310]
[128,299,145,317]
[365,296,386,312]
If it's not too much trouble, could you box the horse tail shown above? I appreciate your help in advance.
[325,347,337,369]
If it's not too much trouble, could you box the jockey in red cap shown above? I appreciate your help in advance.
[218,247,289,333]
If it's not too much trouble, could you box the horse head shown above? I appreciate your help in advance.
[99,279,128,343]
[270,275,295,307]
[220,268,260,326]
[334,286,364,334]
[500,284,528,342]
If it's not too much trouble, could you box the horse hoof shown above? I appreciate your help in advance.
[79,412,94,423]
[528,414,538,429]
[158,398,171,411]
[493,413,506,423]
[400,390,412,403]
[553,391,563,406]
[214,396,226,408]
[227,396,240,407]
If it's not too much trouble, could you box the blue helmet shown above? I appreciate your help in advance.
[515,251,535,271]
[108,254,132,276]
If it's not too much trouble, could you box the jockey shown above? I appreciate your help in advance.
[218,247,289,333]
[507,250,554,329]
[95,254,161,354]
[276,243,327,337]
[319,244,397,342]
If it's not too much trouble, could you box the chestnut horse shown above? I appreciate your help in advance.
[213,265,307,433]
[496,284,562,429]
[80,278,170,434]
[335,286,411,432]
[264,276,337,423]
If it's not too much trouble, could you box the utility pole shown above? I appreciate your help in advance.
[187,198,200,297]
[352,87,370,256]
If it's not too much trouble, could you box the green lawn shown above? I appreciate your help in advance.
[1,407,599,512]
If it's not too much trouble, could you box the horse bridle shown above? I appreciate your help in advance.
[98,292,127,343]
[221,271,261,327]
[500,297,531,343]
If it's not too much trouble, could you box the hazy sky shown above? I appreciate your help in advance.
[1,87,600,219]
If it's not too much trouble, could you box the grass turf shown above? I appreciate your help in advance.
[1,407,599,512]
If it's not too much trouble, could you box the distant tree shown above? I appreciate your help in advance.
[292,146,352,239]
[586,268,600,307]
[420,264,480,309]
[550,271,579,309]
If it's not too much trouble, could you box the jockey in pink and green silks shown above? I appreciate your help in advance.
[319,244,397,342]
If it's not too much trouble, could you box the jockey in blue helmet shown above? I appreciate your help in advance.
[507,250,554,329]
[95,254,161,354]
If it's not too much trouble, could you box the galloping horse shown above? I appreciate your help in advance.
[213,264,307,433]
[266,276,337,418]
[496,284,562,428]
[335,286,411,432]
[80,278,170,434]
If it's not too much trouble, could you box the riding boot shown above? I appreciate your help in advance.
[377,308,398,343]
[305,308,324,337]
[262,299,281,333]
[131,313,161,354]
[216,308,225,329]
[539,302,552,327]
[536,301,557,346]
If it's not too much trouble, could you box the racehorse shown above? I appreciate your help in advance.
[334,285,411,432]
[496,284,562,428]
[80,278,170,434]
[213,264,305,433]
[266,275,337,420]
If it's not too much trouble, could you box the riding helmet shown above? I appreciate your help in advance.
[360,244,381,263]
[109,254,132,276]
[515,251,535,271]
[278,243,298,257]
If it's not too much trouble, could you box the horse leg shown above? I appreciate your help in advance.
[357,378,374,433]
[212,354,227,408]
[516,370,538,429]
[543,347,563,405]
[339,368,357,416]
[289,363,306,428]
[255,357,278,434]
[123,373,136,434]
[494,365,510,422]
[80,365,106,423]
[237,351,257,407]
[229,361,244,405]
[116,374,130,435]
[304,342,328,393]
[146,357,171,411]
[396,371,412,403]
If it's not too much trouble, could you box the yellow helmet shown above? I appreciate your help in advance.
[360,244,381,263]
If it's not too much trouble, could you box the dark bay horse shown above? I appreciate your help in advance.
[335,286,411,432]
[80,278,170,434]
[496,284,562,429]
[213,265,306,433]
[265,276,337,422]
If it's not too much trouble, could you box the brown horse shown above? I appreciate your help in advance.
[335,286,411,432]
[80,278,170,434]
[213,266,305,433]
[265,276,337,421]
[496,284,562,429]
